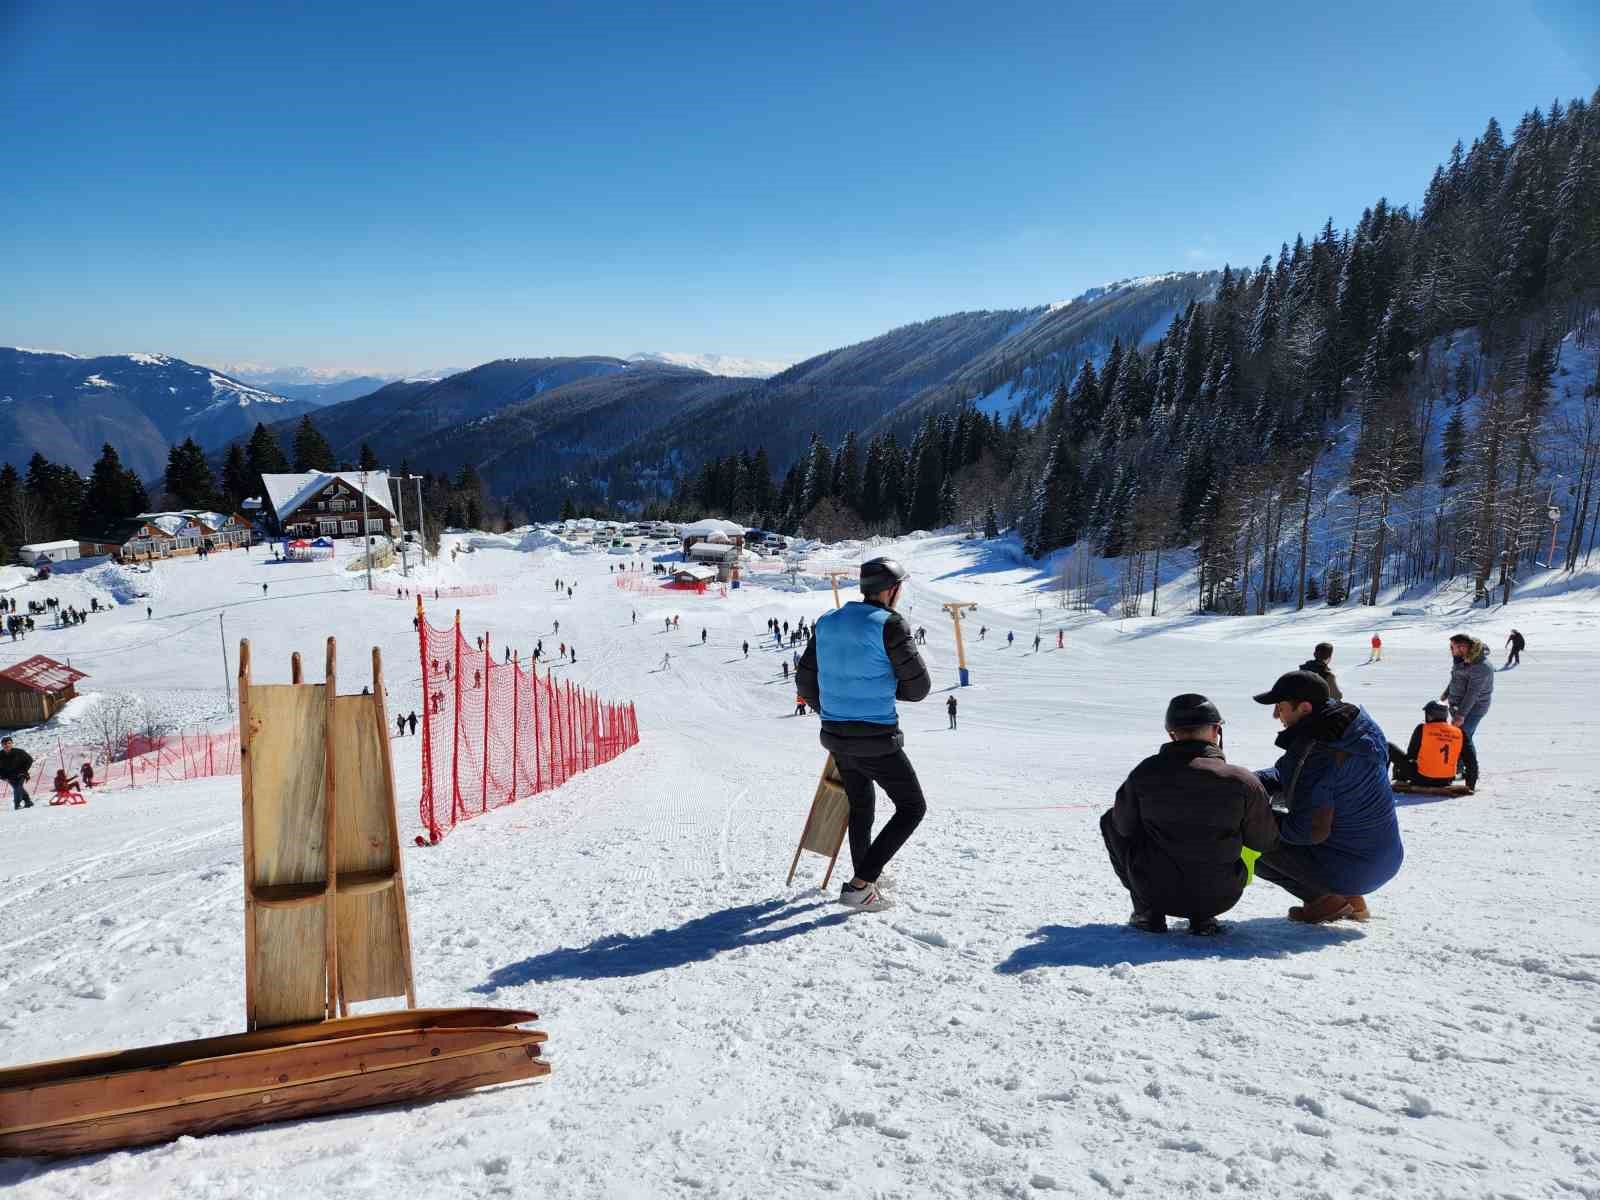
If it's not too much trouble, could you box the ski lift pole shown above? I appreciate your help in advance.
[821,569,852,610]
[942,601,978,686]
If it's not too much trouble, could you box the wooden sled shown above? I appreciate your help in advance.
[786,755,850,889]
[0,1008,547,1157]
[239,638,416,1029]
[1393,781,1473,796]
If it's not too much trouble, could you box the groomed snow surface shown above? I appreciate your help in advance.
[1,534,1597,1199]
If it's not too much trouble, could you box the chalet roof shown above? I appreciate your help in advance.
[19,540,80,555]
[0,655,88,695]
[669,563,719,582]
[260,471,394,521]
[687,542,739,561]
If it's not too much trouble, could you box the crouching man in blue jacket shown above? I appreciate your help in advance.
[796,557,931,912]
[1251,670,1404,924]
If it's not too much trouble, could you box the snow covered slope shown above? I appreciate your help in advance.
[0,534,1595,1198]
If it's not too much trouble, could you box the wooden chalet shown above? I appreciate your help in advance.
[0,655,88,729]
[255,472,397,540]
[80,511,253,561]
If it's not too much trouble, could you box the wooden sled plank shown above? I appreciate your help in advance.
[0,1008,540,1091]
[0,1042,549,1157]
[330,667,411,1007]
[786,755,850,888]
[1394,782,1472,796]
[4,1026,548,1136]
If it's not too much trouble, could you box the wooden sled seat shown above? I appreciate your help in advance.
[1393,781,1473,796]
[0,1007,547,1157]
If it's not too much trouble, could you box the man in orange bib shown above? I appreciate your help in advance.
[1387,701,1472,791]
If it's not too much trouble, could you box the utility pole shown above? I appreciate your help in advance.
[941,601,978,686]
[220,612,231,711]
[414,474,426,564]
[392,474,410,578]
[360,468,373,592]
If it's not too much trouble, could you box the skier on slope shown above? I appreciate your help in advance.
[1033,634,1041,653]
[742,640,749,658]
[947,694,957,730]
[1007,630,1014,647]
[796,558,931,913]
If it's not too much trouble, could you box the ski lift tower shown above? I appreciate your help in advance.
[942,601,979,686]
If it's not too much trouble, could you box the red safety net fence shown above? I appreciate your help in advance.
[391,583,498,600]
[24,727,241,797]
[415,602,640,845]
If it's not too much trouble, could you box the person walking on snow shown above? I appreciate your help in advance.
[1007,630,1014,647]
[1249,670,1404,924]
[0,737,35,810]
[396,714,406,737]
[407,711,418,736]
[1443,633,1494,780]
[782,661,789,681]
[947,694,957,730]
[1102,694,1279,935]
[1057,629,1064,649]
[1503,629,1524,668]
[742,640,749,658]
[701,628,707,645]
[979,625,987,640]
[797,558,931,913]
[262,583,268,595]
[1033,633,1041,653]
[1366,633,1382,662]
[1300,642,1343,700]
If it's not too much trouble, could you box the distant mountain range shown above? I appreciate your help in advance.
[3,272,1211,505]
[0,349,317,479]
[254,272,1214,512]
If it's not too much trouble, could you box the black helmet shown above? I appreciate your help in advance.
[1165,693,1223,729]
[859,557,908,594]
[1424,700,1449,722]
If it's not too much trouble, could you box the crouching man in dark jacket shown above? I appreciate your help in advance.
[1102,694,1279,935]
[1252,671,1405,924]
[797,557,931,912]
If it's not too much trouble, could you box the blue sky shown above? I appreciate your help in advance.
[2,0,1595,375]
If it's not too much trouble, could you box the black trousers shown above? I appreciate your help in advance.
[1253,842,1337,902]
[1099,811,1238,921]
[834,749,926,883]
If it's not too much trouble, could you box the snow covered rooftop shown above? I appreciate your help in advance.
[0,655,88,694]
[260,472,394,520]
[18,540,80,554]
[679,519,745,539]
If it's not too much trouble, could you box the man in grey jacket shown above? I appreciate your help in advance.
[1443,634,1494,781]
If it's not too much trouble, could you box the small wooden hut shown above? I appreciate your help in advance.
[0,656,88,729]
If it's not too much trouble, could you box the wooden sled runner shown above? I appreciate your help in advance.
[786,755,850,889]
[0,1008,547,1156]
[0,639,550,1158]
[1393,781,1473,796]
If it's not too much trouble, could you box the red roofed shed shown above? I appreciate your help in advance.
[0,655,89,728]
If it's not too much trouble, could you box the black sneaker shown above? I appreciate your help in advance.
[1187,917,1224,936]
[1128,910,1167,933]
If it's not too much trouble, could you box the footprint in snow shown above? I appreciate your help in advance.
[892,924,951,949]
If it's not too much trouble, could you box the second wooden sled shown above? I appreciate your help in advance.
[786,755,850,889]
[1393,781,1473,796]
[0,1008,547,1157]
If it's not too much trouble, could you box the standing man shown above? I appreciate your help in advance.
[1299,642,1343,701]
[1102,695,1279,935]
[1443,633,1494,776]
[947,694,958,730]
[797,558,931,913]
[1503,629,1525,668]
[0,736,35,810]
[1250,671,1404,923]
[407,711,418,736]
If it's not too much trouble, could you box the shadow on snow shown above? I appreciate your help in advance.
[474,898,847,988]
[994,918,1362,973]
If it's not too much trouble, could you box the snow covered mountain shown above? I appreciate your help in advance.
[626,351,791,379]
[0,348,318,479]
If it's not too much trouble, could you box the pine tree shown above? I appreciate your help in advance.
[359,441,379,471]
[165,438,217,508]
[246,422,290,476]
[221,443,253,510]
[983,501,999,539]
[292,416,335,472]
[80,443,147,534]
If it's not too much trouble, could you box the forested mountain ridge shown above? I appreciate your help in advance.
[672,90,1600,612]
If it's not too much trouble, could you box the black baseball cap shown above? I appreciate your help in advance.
[1252,670,1330,706]
[1165,693,1223,728]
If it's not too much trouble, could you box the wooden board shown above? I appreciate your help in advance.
[0,1008,540,1091]
[786,755,851,888]
[4,1026,548,1135]
[330,691,409,1005]
[243,674,333,1028]
[1394,782,1473,796]
[0,1042,549,1157]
